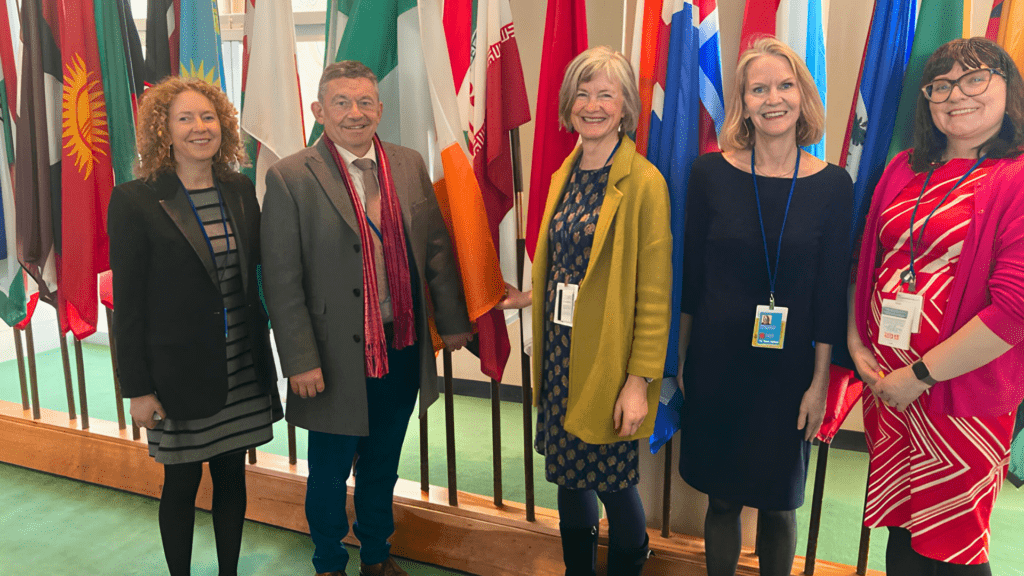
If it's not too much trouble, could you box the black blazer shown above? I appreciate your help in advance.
[108,171,278,420]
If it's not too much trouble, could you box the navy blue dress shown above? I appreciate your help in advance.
[536,165,640,493]
[678,153,852,510]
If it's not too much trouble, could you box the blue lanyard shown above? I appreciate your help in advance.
[571,136,621,181]
[751,146,801,309]
[902,156,986,292]
[179,178,231,337]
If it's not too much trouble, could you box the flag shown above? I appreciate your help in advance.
[648,1,699,378]
[117,0,147,112]
[179,0,226,88]
[95,0,138,185]
[840,0,916,242]
[0,49,23,327]
[451,0,531,379]
[524,0,587,259]
[58,0,116,338]
[15,0,61,304]
[738,0,781,53]
[240,0,305,203]
[816,365,864,443]
[0,0,16,138]
[696,0,724,153]
[986,0,1004,40]
[777,0,827,159]
[629,0,668,156]
[443,0,472,90]
[887,0,964,160]
[315,0,508,380]
[995,0,1024,72]
[145,0,180,83]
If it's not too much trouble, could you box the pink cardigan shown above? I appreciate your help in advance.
[854,150,1024,417]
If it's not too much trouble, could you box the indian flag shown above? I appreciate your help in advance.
[315,0,506,379]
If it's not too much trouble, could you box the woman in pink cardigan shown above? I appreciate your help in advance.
[848,38,1024,575]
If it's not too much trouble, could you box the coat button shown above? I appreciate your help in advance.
[353,288,361,297]
[353,334,362,343]
[354,244,361,253]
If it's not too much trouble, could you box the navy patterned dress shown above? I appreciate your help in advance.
[535,165,640,493]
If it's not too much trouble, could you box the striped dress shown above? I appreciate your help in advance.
[147,187,276,465]
[864,158,1016,564]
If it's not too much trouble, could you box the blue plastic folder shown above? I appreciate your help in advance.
[649,376,684,455]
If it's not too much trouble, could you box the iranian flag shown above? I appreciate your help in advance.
[58,0,115,338]
[241,0,306,203]
[317,0,507,381]
[448,0,532,380]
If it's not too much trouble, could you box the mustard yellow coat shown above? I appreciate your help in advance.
[531,136,673,445]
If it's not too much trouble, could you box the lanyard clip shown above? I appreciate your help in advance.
[769,292,775,310]
[900,268,916,293]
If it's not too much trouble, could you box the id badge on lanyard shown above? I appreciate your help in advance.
[749,146,799,350]
[553,282,579,327]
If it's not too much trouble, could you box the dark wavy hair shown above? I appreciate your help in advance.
[135,77,247,181]
[911,37,1024,172]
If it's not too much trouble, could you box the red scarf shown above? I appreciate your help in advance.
[324,133,416,377]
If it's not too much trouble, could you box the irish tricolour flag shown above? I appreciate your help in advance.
[314,0,506,379]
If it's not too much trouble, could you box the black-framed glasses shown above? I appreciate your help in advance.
[922,68,1006,103]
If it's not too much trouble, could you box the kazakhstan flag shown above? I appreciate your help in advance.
[180,0,225,88]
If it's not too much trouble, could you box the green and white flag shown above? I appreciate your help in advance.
[307,0,436,165]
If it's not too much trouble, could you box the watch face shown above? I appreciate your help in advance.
[912,361,929,381]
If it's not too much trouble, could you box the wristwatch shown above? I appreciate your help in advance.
[911,360,938,386]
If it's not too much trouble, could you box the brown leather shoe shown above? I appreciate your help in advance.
[360,557,408,576]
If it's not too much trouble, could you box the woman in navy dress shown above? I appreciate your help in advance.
[677,38,853,576]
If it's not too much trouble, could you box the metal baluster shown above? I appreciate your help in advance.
[511,128,535,522]
[26,323,41,420]
[14,327,29,410]
[74,339,89,429]
[443,349,458,506]
[804,442,830,575]
[420,404,429,492]
[491,378,503,507]
[59,330,78,420]
[288,423,297,466]
[662,437,673,538]
[106,309,127,430]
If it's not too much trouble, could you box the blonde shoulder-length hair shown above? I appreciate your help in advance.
[557,45,641,134]
[719,37,825,151]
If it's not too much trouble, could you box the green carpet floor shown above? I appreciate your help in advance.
[2,343,1024,574]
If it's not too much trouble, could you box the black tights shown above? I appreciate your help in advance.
[557,485,648,550]
[159,452,247,576]
[704,498,796,576]
[886,527,992,576]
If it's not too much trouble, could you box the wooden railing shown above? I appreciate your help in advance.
[3,311,882,576]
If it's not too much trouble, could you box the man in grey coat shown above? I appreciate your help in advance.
[260,61,471,576]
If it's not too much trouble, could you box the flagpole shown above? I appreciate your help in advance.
[509,126,535,522]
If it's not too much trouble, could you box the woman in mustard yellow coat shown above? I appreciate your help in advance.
[498,46,672,576]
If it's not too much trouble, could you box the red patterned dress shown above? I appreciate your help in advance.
[864,158,1016,564]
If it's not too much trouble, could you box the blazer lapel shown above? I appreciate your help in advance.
[155,174,219,288]
[220,181,250,295]
[307,138,360,235]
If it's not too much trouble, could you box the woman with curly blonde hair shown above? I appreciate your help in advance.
[109,77,281,575]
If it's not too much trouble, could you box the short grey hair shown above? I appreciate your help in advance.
[317,60,379,101]
[558,46,640,134]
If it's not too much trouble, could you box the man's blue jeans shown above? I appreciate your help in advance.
[305,343,420,574]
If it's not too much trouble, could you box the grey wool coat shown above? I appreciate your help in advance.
[260,138,470,436]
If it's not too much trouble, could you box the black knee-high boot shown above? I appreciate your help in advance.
[560,525,599,576]
[606,533,651,576]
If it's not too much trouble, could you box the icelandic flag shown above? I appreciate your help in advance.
[697,0,724,153]
[778,0,827,160]
[647,0,699,379]
[179,0,225,88]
